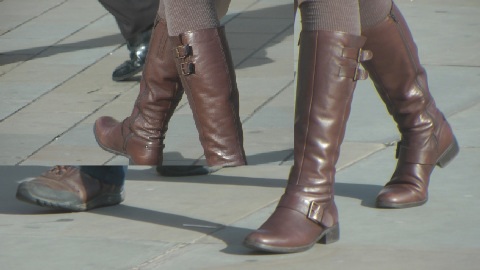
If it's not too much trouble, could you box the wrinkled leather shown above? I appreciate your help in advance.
[95,18,184,165]
[362,3,459,208]
[169,27,247,167]
[244,31,371,253]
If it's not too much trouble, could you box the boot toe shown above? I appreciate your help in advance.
[376,185,427,208]
[244,230,297,253]
[94,116,125,154]
[243,208,329,253]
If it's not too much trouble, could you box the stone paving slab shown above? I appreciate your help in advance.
[0,0,480,269]
[3,144,477,270]
[0,0,294,165]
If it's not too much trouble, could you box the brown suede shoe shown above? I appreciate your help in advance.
[16,166,124,212]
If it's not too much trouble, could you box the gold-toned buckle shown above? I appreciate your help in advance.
[181,62,195,75]
[307,201,322,222]
[175,44,192,59]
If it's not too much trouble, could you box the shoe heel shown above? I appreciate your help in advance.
[437,137,459,168]
[318,223,340,244]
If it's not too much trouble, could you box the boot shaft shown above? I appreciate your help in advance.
[133,17,184,133]
[361,3,455,165]
[282,30,371,226]
[94,18,184,165]
[290,30,371,188]
[169,27,246,167]
[362,3,433,132]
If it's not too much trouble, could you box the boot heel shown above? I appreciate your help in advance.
[318,223,340,244]
[437,138,459,168]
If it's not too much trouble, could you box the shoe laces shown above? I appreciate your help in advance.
[47,165,75,176]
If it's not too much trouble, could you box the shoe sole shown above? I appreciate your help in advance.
[112,66,144,82]
[16,188,125,212]
[243,223,340,254]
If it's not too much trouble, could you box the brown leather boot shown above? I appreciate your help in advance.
[94,18,184,165]
[244,31,372,253]
[166,26,247,172]
[16,166,124,212]
[362,3,459,209]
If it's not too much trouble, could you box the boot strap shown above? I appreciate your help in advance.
[339,67,368,81]
[340,48,372,81]
[174,44,195,75]
[278,193,334,227]
[343,47,373,62]
[396,141,437,165]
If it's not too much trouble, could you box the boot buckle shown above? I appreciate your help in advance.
[175,44,192,59]
[307,201,324,224]
[180,62,195,75]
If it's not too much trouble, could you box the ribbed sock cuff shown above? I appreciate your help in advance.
[300,0,360,35]
[164,0,220,36]
[359,0,392,31]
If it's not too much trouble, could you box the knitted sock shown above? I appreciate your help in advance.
[359,0,392,31]
[163,0,219,36]
[299,0,360,35]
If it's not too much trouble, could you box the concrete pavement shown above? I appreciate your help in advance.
[1,0,480,269]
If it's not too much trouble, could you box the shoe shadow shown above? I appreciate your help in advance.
[1,165,382,255]
[0,34,124,66]
[87,173,381,254]
[1,3,292,70]
[90,204,256,255]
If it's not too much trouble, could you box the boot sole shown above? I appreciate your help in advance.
[16,188,125,212]
[377,137,459,209]
[243,223,339,254]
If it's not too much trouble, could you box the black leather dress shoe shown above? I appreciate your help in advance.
[112,29,152,81]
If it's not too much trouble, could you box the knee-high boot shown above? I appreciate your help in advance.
[243,30,372,253]
[165,26,247,173]
[361,3,459,208]
[94,17,184,165]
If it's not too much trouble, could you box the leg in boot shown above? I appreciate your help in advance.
[94,17,184,165]
[167,27,247,172]
[160,0,246,174]
[360,2,459,208]
[244,0,372,252]
[244,30,371,253]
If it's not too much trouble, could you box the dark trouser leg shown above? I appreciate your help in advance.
[80,166,127,186]
[98,0,160,81]
[98,0,158,40]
